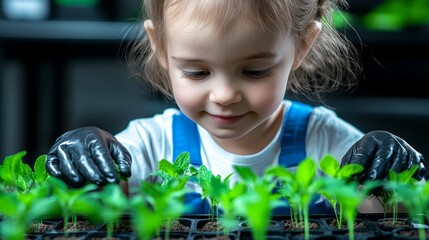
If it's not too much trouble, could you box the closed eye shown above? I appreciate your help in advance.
[181,70,210,80]
[243,69,271,79]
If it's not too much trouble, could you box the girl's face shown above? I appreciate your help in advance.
[162,11,302,154]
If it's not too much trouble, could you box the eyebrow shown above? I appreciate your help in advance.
[243,52,278,60]
[171,52,278,63]
[171,56,202,63]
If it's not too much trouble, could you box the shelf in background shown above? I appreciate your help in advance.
[0,20,141,41]
[0,19,428,45]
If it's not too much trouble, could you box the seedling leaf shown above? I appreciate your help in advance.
[336,164,364,179]
[34,155,48,184]
[296,158,316,188]
[319,154,340,177]
[234,165,257,183]
[172,152,191,175]
[158,159,178,177]
[0,151,28,190]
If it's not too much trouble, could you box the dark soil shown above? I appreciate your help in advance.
[282,219,320,230]
[198,220,224,232]
[161,219,191,232]
[101,220,134,233]
[326,218,367,229]
[27,222,56,233]
[376,218,412,230]
[57,220,100,232]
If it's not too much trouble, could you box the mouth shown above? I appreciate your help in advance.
[208,113,245,124]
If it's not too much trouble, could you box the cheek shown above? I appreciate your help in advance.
[173,87,200,111]
[250,75,288,112]
[252,88,285,114]
[170,71,205,113]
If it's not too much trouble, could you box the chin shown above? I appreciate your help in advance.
[206,127,250,140]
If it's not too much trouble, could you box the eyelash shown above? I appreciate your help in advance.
[243,70,271,79]
[181,71,209,80]
[180,69,271,80]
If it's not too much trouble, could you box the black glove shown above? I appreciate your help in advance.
[46,127,132,188]
[341,130,425,182]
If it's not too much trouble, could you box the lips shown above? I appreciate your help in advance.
[209,113,244,124]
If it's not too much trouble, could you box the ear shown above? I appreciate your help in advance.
[292,21,322,70]
[144,20,168,69]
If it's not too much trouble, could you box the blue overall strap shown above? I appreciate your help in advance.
[172,113,203,166]
[275,101,334,215]
[172,113,211,214]
[279,101,313,167]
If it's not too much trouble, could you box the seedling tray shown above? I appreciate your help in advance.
[16,213,429,240]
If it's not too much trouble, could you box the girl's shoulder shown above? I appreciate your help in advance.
[115,107,182,143]
[284,100,337,120]
[126,108,181,127]
[305,104,363,161]
[310,105,339,120]
[308,104,361,134]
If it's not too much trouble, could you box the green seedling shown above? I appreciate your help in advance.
[190,164,233,220]
[233,166,284,240]
[0,184,59,240]
[131,177,188,240]
[376,165,419,225]
[0,151,48,193]
[210,179,246,235]
[87,183,129,240]
[151,152,192,187]
[392,180,429,240]
[47,177,98,235]
[318,154,364,228]
[322,179,380,240]
[266,158,322,240]
[33,154,49,186]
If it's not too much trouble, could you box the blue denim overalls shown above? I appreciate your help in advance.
[171,101,333,215]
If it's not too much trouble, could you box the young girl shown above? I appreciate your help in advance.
[46,0,425,213]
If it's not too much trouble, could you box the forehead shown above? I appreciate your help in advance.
[163,0,289,37]
[164,9,296,64]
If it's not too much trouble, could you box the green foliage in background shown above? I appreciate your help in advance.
[333,0,429,31]
[55,0,99,7]
[363,0,429,31]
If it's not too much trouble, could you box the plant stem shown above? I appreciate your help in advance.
[164,219,171,240]
[393,202,398,226]
[339,204,343,229]
[72,215,77,232]
[333,204,341,229]
[215,206,220,237]
[107,221,113,240]
[303,206,310,240]
[347,218,354,240]
[253,227,265,240]
[63,212,69,236]
[417,214,426,240]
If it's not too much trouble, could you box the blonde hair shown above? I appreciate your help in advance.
[128,0,360,102]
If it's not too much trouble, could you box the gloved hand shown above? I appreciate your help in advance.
[341,130,426,182]
[46,127,132,188]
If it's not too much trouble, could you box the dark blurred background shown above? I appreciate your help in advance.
[1,0,428,176]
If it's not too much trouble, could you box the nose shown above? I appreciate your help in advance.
[209,78,242,105]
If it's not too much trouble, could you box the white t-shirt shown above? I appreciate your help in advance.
[115,100,364,192]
